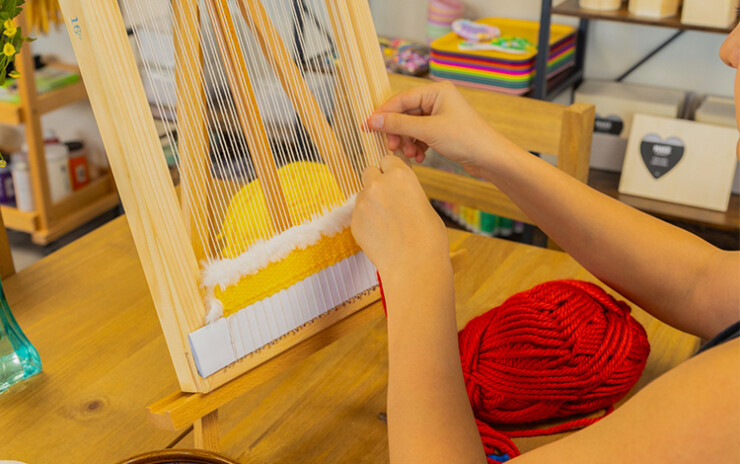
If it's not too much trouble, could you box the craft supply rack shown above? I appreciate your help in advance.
[532,0,735,101]
[0,13,118,245]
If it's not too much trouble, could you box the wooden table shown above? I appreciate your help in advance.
[0,216,700,463]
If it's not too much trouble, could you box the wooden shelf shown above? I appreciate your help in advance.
[588,169,740,231]
[1,172,119,245]
[0,204,38,233]
[0,14,117,247]
[0,65,88,125]
[553,0,734,34]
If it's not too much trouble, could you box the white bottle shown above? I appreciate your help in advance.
[44,143,72,203]
[10,144,72,212]
[10,154,33,212]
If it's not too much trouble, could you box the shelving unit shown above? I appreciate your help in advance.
[588,169,739,232]
[533,0,734,101]
[1,14,119,245]
[532,3,739,240]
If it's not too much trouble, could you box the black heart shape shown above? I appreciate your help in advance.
[594,114,624,136]
[640,134,685,180]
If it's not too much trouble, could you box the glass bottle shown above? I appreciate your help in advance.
[0,276,41,394]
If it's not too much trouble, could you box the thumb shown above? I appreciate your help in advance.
[369,112,435,143]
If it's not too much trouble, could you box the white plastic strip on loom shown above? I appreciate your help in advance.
[188,251,378,377]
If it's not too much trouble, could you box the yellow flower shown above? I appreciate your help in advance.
[8,70,20,79]
[3,20,16,38]
[3,43,15,57]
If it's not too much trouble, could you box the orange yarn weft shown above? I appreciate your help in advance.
[458,280,650,461]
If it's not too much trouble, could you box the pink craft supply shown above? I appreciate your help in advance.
[427,18,455,27]
[429,0,465,15]
[452,19,500,41]
[428,16,457,25]
[427,10,462,18]
[428,6,462,17]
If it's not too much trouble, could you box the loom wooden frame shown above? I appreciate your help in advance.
[143,77,595,452]
[58,0,390,394]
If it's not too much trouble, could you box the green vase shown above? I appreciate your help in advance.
[0,276,41,394]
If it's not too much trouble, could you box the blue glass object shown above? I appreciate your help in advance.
[0,276,41,394]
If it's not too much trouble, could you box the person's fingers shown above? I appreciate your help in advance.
[380,154,408,173]
[370,112,437,142]
[402,136,417,158]
[387,134,401,151]
[361,166,382,186]
[415,140,429,153]
[374,84,441,116]
[415,146,427,163]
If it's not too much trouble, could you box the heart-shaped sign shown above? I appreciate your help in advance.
[594,114,624,136]
[640,134,685,180]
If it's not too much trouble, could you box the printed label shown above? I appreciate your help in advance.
[594,114,624,136]
[640,134,685,180]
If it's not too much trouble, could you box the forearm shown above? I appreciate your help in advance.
[383,258,486,464]
[474,133,732,339]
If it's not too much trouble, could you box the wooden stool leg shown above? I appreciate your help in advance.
[194,410,220,452]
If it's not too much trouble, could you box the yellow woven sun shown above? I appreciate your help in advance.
[215,161,360,317]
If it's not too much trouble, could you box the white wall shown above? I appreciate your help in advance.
[370,0,735,98]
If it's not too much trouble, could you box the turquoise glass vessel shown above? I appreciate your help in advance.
[0,277,41,394]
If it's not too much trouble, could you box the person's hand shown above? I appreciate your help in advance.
[351,155,449,278]
[367,82,507,177]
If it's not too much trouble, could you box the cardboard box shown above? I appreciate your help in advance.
[575,80,685,172]
[580,0,624,10]
[694,96,739,195]
[629,0,682,18]
[590,133,629,172]
[620,114,737,211]
[682,0,739,29]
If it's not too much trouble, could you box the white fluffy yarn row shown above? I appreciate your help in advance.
[202,196,356,324]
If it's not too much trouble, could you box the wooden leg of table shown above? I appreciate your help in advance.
[193,410,219,452]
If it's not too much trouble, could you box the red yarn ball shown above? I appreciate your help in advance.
[458,280,650,460]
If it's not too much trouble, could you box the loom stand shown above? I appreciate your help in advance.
[147,249,469,452]
[147,289,384,452]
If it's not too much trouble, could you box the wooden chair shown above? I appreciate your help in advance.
[0,205,15,279]
[388,74,595,249]
[114,450,239,464]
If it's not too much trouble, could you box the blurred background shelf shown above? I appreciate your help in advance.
[552,0,734,34]
[0,13,119,246]
[533,0,733,101]
[588,169,739,249]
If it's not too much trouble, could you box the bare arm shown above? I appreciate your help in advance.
[477,137,739,340]
[514,338,740,464]
[352,156,487,464]
[351,155,740,464]
[369,82,740,340]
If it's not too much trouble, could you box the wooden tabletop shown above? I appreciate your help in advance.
[0,216,700,463]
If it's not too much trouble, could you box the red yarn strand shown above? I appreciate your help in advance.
[458,280,650,461]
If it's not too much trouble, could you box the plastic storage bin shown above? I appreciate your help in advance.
[629,0,682,18]
[10,144,72,212]
[575,80,685,172]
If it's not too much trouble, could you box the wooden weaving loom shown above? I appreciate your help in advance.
[59,0,392,430]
